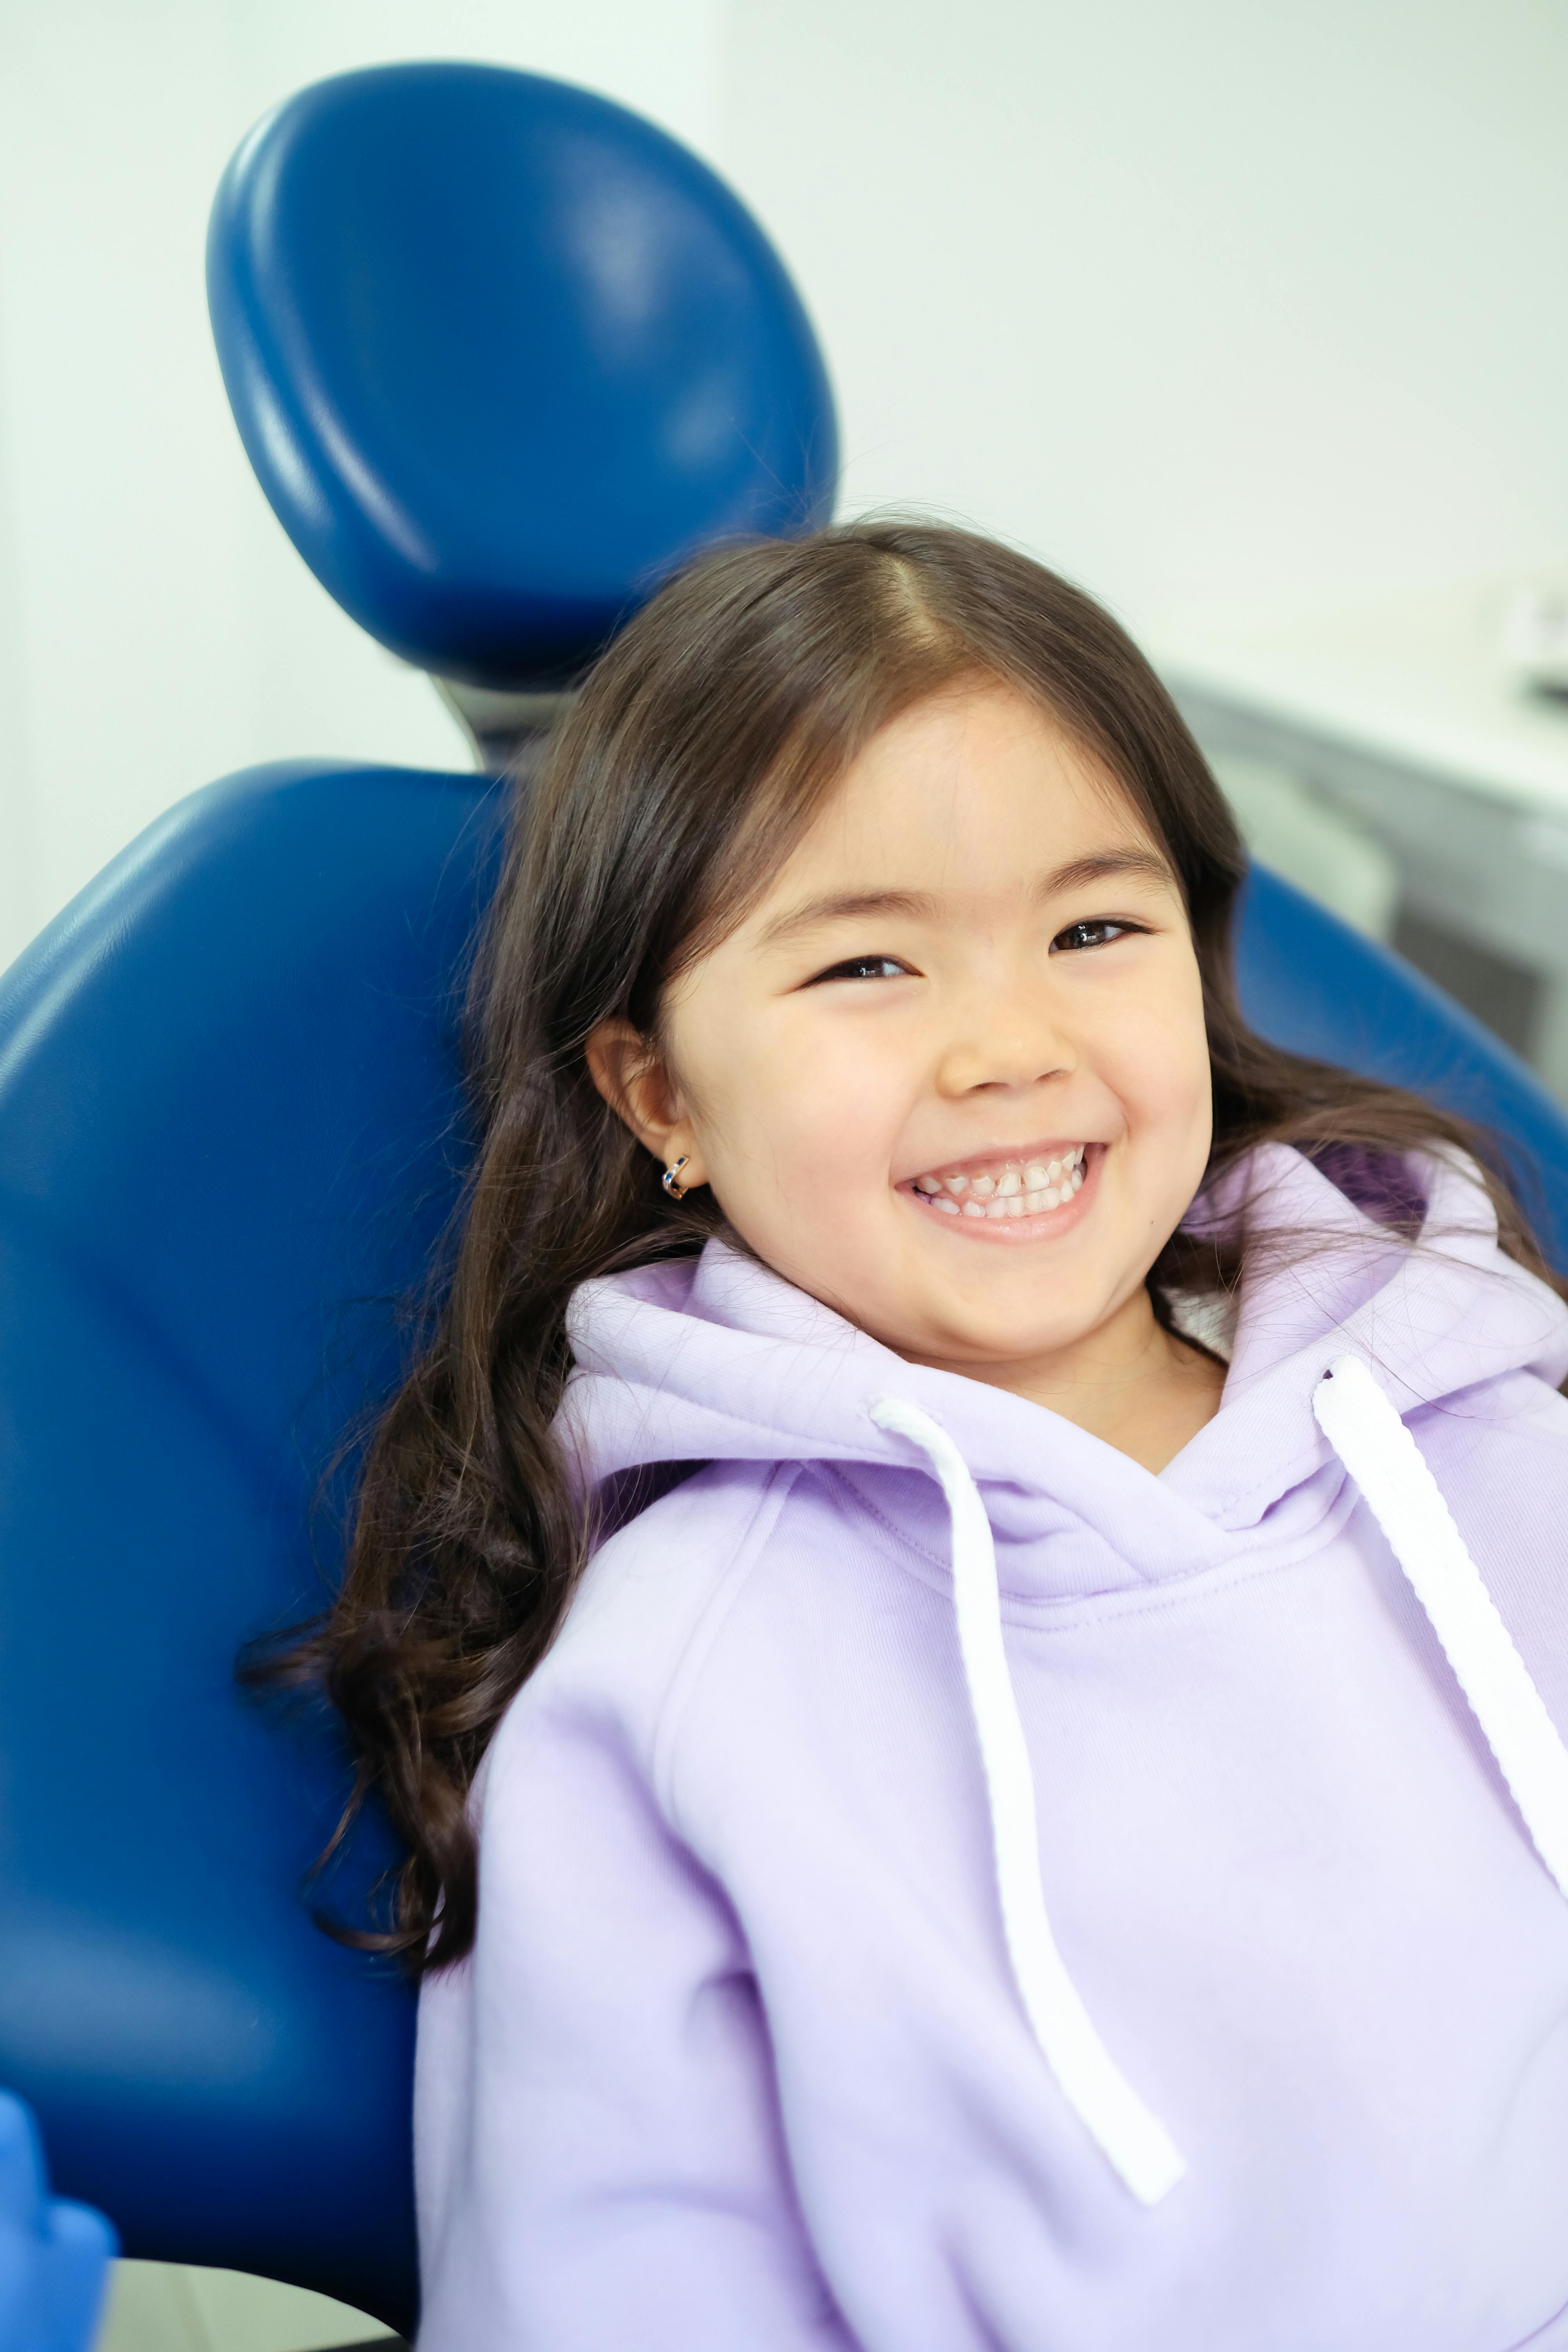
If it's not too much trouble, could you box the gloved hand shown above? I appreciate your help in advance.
[0,2094,116,2352]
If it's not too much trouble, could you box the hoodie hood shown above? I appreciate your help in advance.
[561,1141,1568,1592]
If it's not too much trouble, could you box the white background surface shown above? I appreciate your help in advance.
[2,0,1566,971]
[1158,565,1568,813]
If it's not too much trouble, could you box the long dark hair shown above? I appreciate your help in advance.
[256,521,1564,1974]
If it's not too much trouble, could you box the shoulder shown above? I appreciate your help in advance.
[1414,1364,1568,1480]
[1409,1366,1568,1522]
[479,1457,804,1807]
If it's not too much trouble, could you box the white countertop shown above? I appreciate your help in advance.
[1152,565,1568,814]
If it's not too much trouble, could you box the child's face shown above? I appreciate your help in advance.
[611,683,1213,1381]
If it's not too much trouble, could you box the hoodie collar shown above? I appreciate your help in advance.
[562,1238,1232,1595]
[1159,1143,1568,1527]
[560,1142,1568,1579]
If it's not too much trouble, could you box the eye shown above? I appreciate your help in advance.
[806,954,915,985]
[1051,918,1145,953]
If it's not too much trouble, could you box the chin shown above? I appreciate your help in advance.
[931,1303,1097,1362]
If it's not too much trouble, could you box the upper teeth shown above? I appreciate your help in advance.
[911,1146,1086,1217]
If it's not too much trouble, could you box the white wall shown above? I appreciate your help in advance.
[713,0,1568,635]
[1,0,1565,972]
[0,0,722,970]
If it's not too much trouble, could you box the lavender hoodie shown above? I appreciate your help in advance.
[415,1144,1568,2351]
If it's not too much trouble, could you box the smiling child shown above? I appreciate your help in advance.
[300,524,1568,2351]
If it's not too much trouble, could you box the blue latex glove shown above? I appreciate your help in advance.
[0,2095,116,2352]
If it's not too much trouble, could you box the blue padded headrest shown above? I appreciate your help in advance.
[207,62,839,689]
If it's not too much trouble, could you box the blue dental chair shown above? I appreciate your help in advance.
[0,57,1564,2347]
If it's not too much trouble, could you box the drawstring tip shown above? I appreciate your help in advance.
[1118,2130,1187,2208]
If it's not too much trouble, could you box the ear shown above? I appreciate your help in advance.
[584,1019,708,1191]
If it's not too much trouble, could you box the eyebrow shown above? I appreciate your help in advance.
[756,889,938,947]
[1042,849,1175,897]
[755,850,1176,948]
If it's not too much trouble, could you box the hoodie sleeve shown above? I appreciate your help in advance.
[413,1675,856,2352]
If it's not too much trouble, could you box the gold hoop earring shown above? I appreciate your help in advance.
[661,1156,690,1199]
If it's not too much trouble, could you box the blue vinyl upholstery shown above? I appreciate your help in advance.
[0,766,498,2331]
[208,63,838,688]
[4,49,1567,2348]
[1236,865,1568,1265]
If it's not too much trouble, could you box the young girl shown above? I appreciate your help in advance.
[313,524,1568,2349]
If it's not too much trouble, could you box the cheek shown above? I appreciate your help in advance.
[690,1009,909,1193]
[1099,964,1212,1141]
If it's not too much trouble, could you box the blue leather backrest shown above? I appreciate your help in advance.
[0,764,500,2330]
[1238,863,1568,1266]
[208,63,839,689]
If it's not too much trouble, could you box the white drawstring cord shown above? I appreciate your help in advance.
[1314,1354,1568,1902]
[870,1395,1187,2207]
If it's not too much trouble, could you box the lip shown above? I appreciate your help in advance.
[900,1141,1103,1244]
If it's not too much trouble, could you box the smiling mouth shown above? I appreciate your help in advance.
[904,1143,1089,1220]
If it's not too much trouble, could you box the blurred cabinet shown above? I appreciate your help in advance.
[1156,567,1568,1097]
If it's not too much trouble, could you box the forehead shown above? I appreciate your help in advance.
[760,683,1160,901]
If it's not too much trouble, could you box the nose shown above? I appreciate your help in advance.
[934,984,1076,1098]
